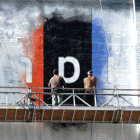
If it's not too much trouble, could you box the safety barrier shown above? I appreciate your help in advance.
[0,87,139,108]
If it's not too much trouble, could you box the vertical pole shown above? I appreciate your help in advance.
[94,89,97,106]
[5,93,8,105]
[116,93,120,109]
[73,88,75,106]
[39,92,40,108]
[27,88,30,106]
[28,88,31,106]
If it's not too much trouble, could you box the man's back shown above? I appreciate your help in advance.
[83,70,97,106]
[48,75,65,88]
[48,69,65,106]
[83,76,97,89]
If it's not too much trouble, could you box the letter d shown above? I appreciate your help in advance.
[59,57,80,83]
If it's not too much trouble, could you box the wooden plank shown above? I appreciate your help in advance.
[74,110,85,121]
[0,109,6,120]
[93,110,97,122]
[130,111,140,123]
[63,110,74,121]
[122,111,131,122]
[25,110,34,121]
[51,110,54,121]
[95,111,104,121]
[138,113,140,123]
[112,111,121,123]
[6,109,16,120]
[72,110,75,122]
[82,110,86,122]
[33,109,43,121]
[111,111,115,122]
[14,109,17,121]
[116,111,121,122]
[43,110,52,120]
[41,110,45,121]
[102,110,106,122]
[128,111,133,123]
[52,110,63,121]
[0,108,138,123]
[16,109,25,121]
[5,109,7,121]
[61,110,65,122]
[32,109,36,121]
[84,110,95,121]
[104,111,114,122]
[119,111,123,122]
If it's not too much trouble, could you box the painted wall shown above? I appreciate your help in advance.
[0,0,139,105]
[0,1,139,140]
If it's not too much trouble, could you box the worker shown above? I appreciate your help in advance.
[83,70,97,106]
[48,69,65,106]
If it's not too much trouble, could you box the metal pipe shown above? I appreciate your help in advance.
[0,87,139,108]
[1,86,140,92]
[73,88,76,107]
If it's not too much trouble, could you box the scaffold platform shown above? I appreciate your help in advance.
[0,106,139,123]
[0,87,139,123]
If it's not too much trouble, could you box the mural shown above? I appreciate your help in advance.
[0,0,139,105]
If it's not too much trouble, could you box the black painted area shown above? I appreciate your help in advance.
[136,0,140,10]
[44,14,92,90]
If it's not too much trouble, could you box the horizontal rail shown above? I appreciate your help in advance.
[0,86,140,91]
[0,92,139,96]
[0,87,139,109]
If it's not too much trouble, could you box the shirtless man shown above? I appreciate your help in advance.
[83,70,97,106]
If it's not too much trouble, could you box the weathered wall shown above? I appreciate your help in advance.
[0,1,139,140]
[0,0,139,103]
[0,122,139,140]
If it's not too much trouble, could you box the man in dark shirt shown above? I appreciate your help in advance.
[48,69,65,105]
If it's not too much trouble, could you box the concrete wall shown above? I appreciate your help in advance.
[0,122,139,140]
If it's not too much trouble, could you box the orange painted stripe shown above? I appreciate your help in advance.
[22,23,44,104]
[29,24,44,103]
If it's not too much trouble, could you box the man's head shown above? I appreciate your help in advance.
[53,69,58,75]
[87,70,93,76]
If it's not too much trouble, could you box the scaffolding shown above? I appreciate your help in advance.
[0,87,139,123]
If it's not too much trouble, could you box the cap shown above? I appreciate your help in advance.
[87,70,93,74]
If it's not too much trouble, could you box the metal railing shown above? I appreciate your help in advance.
[0,87,139,109]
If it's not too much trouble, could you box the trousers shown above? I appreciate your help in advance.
[52,89,63,106]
